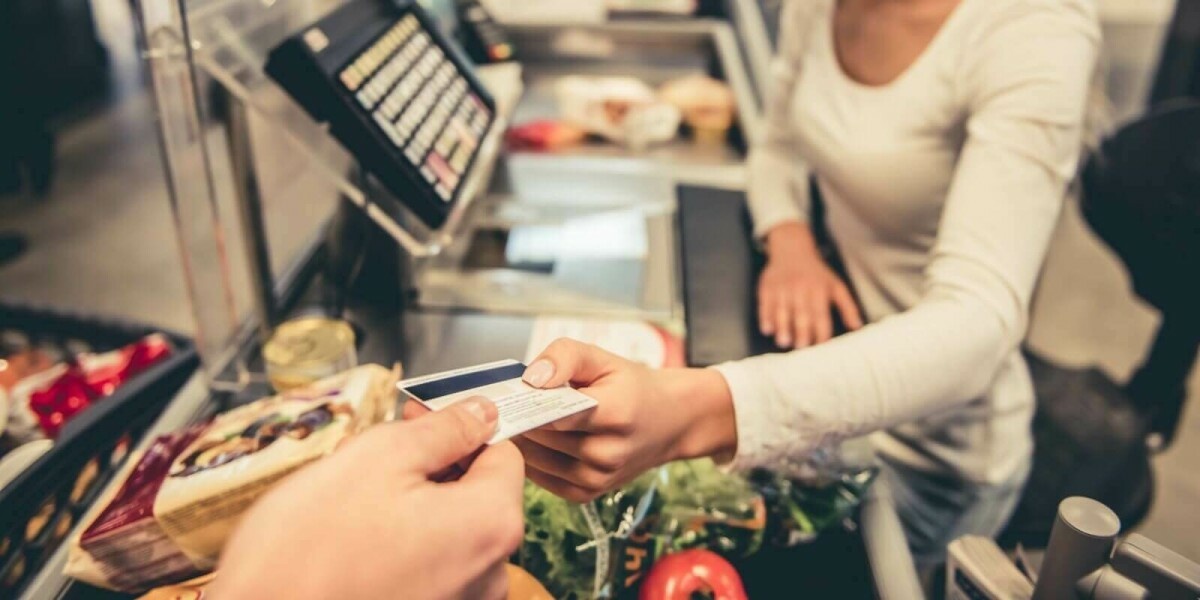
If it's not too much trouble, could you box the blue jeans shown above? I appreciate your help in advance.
[880,457,1031,568]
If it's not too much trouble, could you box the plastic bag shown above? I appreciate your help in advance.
[749,436,880,547]
[519,459,765,599]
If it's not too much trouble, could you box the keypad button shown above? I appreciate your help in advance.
[357,90,374,109]
[450,144,471,174]
[405,146,423,165]
[435,183,452,201]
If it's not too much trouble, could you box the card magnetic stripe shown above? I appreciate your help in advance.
[402,362,527,401]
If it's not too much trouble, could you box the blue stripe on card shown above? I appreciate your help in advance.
[403,362,528,401]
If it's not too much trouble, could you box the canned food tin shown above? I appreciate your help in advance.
[263,317,358,391]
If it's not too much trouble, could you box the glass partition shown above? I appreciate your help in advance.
[133,0,352,385]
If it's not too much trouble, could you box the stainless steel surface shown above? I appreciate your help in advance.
[414,157,681,320]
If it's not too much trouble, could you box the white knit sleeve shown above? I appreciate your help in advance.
[717,0,1100,472]
[745,0,824,238]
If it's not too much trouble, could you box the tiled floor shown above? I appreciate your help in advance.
[1,0,1197,566]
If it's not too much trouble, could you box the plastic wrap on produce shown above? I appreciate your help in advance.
[519,458,765,599]
[751,436,879,547]
[519,441,879,597]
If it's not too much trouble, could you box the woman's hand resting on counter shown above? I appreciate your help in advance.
[213,398,524,600]
[758,222,863,348]
[517,339,738,503]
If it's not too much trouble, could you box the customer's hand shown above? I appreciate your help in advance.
[212,398,525,600]
[518,340,737,502]
[758,222,863,348]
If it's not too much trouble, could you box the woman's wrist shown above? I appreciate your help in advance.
[764,221,819,260]
[659,368,737,464]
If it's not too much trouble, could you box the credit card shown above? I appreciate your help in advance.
[397,359,598,444]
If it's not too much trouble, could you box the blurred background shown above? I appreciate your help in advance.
[0,0,1196,566]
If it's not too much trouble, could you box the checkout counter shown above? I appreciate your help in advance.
[19,0,923,597]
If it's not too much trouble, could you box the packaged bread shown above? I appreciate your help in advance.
[137,573,216,600]
[659,75,735,144]
[554,75,681,148]
[64,364,400,592]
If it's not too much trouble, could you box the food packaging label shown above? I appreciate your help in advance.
[154,364,396,560]
[73,426,208,591]
[64,364,399,592]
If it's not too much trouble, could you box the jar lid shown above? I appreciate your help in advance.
[263,317,356,369]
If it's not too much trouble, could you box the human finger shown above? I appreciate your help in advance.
[811,289,833,344]
[512,438,615,492]
[401,396,498,475]
[523,338,621,389]
[758,279,777,336]
[791,290,812,348]
[402,398,431,420]
[774,292,794,348]
[525,464,602,504]
[831,281,864,330]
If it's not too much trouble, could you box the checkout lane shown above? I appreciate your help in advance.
[22,0,922,597]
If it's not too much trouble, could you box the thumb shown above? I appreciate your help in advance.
[405,396,499,475]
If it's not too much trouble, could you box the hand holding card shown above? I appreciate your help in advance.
[397,359,598,444]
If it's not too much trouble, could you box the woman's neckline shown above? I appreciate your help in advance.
[827,0,969,92]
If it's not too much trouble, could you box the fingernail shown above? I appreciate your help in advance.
[523,359,555,388]
[778,334,792,348]
[761,323,774,335]
[461,397,498,426]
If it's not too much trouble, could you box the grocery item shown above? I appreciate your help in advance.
[519,459,764,599]
[65,426,214,591]
[64,364,400,592]
[6,365,84,441]
[136,573,215,600]
[750,466,878,547]
[658,75,735,145]
[77,333,174,397]
[507,564,554,600]
[554,76,681,149]
[506,120,587,151]
[638,549,747,600]
[0,347,56,391]
[6,334,174,441]
[524,316,684,369]
[748,436,879,547]
[263,316,358,391]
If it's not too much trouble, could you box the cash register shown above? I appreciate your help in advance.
[265,0,497,230]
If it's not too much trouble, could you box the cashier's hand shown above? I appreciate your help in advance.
[212,398,524,600]
[517,339,737,503]
[759,222,863,348]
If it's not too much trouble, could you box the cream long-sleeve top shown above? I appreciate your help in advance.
[712,0,1100,484]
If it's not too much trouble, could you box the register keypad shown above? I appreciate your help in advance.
[338,15,492,202]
